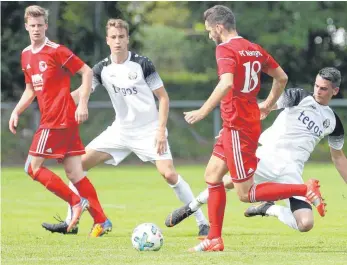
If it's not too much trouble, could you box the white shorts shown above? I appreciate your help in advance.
[86,124,172,166]
[254,154,306,203]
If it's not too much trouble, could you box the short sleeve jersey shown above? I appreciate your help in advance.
[257,88,345,164]
[92,51,164,129]
[216,36,279,129]
[21,38,84,129]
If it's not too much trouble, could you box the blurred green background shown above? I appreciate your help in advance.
[1,1,346,165]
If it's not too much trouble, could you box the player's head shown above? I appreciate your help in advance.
[204,5,236,45]
[313,67,341,105]
[24,5,48,43]
[106,19,129,55]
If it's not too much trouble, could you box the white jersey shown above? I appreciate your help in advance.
[92,51,164,130]
[257,88,345,167]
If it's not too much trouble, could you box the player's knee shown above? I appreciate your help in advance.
[237,193,250,203]
[163,170,178,184]
[297,218,314,232]
[25,163,38,179]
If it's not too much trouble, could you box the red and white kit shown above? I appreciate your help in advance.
[21,38,85,159]
[212,36,279,183]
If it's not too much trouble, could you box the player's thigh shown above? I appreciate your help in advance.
[223,128,259,184]
[82,148,114,171]
[204,155,229,184]
[289,198,313,231]
[63,155,84,183]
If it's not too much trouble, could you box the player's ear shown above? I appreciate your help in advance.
[25,23,29,31]
[332,87,339,96]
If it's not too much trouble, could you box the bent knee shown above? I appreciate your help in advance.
[236,191,250,203]
[297,219,314,232]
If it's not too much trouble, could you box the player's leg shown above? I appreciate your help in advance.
[26,128,83,212]
[63,155,112,237]
[131,127,210,236]
[165,175,232,227]
[226,129,326,216]
[245,163,314,232]
[188,155,228,252]
[156,159,209,235]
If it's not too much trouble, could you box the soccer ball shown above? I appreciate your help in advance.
[131,223,164,251]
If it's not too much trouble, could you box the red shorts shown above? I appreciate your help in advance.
[29,126,85,160]
[213,126,261,183]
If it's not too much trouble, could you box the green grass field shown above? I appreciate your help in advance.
[1,164,347,265]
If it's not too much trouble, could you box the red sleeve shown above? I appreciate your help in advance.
[215,45,236,76]
[259,46,279,73]
[56,45,85,75]
[21,53,32,84]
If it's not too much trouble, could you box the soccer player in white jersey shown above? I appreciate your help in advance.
[42,18,209,237]
[165,67,346,233]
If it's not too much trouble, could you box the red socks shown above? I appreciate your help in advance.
[248,182,307,203]
[207,182,226,239]
[74,177,107,224]
[31,166,80,206]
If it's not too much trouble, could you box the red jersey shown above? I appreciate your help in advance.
[21,38,84,129]
[216,36,279,129]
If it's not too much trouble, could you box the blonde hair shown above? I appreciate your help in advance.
[106,19,129,36]
[24,5,49,24]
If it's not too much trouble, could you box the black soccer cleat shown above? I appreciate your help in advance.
[42,215,78,234]
[165,203,194,227]
[198,224,210,237]
[244,201,275,217]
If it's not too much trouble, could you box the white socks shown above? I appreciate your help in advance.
[169,175,208,226]
[65,181,79,225]
[266,205,299,230]
[189,187,231,212]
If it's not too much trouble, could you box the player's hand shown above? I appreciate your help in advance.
[215,128,223,139]
[75,103,89,124]
[155,129,167,155]
[184,109,206,124]
[9,112,19,134]
[258,101,272,120]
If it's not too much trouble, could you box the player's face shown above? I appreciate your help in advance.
[106,27,129,55]
[205,21,223,45]
[25,16,47,43]
[313,75,339,105]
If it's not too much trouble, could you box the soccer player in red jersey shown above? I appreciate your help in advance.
[183,5,326,251]
[8,5,109,235]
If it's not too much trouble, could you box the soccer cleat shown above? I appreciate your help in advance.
[67,198,89,233]
[165,203,194,227]
[244,201,275,217]
[188,237,224,252]
[42,214,79,235]
[89,219,113,237]
[305,179,327,217]
[198,224,210,237]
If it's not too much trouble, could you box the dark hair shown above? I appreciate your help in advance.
[318,67,341,88]
[203,5,236,31]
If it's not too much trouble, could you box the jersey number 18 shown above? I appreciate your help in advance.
[241,61,261,93]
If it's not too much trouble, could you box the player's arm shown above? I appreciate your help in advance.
[74,64,92,122]
[184,73,233,124]
[330,148,347,183]
[328,112,346,183]
[71,62,102,105]
[153,86,169,154]
[9,83,36,134]
[184,45,234,124]
[259,66,288,119]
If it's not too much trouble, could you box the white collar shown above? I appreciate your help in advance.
[110,51,131,64]
[31,37,48,54]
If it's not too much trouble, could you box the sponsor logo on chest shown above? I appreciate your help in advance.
[297,111,323,137]
[31,73,44,91]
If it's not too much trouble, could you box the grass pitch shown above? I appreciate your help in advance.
[1,164,347,265]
